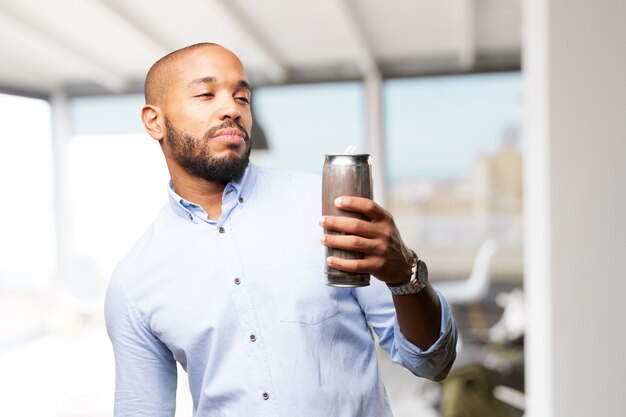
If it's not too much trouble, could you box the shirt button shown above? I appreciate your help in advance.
[262,392,269,400]
[249,334,257,342]
[238,197,244,203]
[218,227,225,234]
[234,277,241,285]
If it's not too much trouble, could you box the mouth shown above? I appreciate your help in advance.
[212,128,246,144]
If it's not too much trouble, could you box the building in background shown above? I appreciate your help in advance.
[390,126,523,281]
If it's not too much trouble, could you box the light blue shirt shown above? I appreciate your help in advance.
[105,164,457,417]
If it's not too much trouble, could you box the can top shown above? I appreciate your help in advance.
[324,153,370,157]
[324,154,371,165]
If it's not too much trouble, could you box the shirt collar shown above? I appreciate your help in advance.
[167,163,258,224]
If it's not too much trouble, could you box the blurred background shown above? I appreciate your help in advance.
[0,1,623,416]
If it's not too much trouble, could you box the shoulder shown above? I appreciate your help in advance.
[255,164,320,181]
[253,165,321,192]
[249,165,322,210]
[107,206,170,296]
[104,210,166,331]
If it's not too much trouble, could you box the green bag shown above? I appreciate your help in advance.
[440,364,515,417]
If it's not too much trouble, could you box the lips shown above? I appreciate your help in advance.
[213,128,245,144]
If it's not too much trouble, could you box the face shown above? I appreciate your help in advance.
[160,46,253,182]
[164,116,251,183]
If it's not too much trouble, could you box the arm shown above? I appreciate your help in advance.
[320,196,457,379]
[353,279,458,381]
[104,277,178,416]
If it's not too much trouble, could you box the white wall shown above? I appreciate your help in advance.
[524,1,626,416]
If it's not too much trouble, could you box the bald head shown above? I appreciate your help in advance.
[144,42,223,105]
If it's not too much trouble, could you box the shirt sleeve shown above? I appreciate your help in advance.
[354,279,458,381]
[104,275,178,417]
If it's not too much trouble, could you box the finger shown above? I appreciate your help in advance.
[334,196,388,221]
[326,255,384,275]
[321,233,382,255]
[319,215,379,238]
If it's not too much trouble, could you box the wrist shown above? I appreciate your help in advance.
[387,250,428,296]
[387,250,417,287]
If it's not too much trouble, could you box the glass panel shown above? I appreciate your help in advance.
[0,94,54,290]
[384,72,523,277]
[384,72,525,415]
[250,82,366,173]
[67,133,170,278]
[0,93,53,353]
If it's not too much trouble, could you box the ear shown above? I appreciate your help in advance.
[142,104,165,141]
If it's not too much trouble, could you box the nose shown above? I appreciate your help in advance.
[217,96,241,121]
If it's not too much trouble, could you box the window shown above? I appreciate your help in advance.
[67,133,170,276]
[251,82,366,173]
[0,94,54,290]
[384,72,523,279]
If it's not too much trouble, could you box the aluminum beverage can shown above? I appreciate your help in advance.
[322,154,373,287]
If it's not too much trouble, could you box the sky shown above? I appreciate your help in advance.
[251,71,523,181]
[384,72,523,181]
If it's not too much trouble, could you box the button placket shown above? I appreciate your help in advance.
[220,217,276,410]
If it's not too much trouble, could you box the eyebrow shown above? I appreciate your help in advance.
[188,76,251,92]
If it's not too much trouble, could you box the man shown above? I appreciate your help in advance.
[105,42,457,416]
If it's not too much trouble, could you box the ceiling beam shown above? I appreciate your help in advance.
[211,0,287,83]
[0,83,49,100]
[331,0,380,78]
[0,2,127,93]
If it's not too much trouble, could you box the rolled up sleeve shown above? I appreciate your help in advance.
[357,281,458,381]
[389,290,458,380]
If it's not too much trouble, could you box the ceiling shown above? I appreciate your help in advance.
[0,0,521,98]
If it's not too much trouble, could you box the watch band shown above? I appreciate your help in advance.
[387,250,427,295]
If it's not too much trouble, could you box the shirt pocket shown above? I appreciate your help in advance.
[271,263,340,325]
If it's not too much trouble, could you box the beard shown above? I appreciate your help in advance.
[164,117,251,183]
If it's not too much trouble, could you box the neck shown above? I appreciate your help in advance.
[169,164,227,221]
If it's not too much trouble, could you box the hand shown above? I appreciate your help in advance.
[319,196,414,286]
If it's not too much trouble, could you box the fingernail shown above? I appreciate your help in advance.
[319,216,326,226]
[334,197,343,206]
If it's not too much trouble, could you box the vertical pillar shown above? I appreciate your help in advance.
[523,0,553,414]
[524,1,626,416]
[365,72,387,208]
[50,90,73,282]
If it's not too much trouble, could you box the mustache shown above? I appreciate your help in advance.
[204,120,249,141]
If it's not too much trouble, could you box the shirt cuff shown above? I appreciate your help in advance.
[391,288,458,378]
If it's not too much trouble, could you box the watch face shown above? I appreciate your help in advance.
[417,260,429,285]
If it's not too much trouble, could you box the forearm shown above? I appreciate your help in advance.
[392,284,442,350]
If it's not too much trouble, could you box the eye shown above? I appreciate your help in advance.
[235,96,250,104]
[195,92,214,99]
